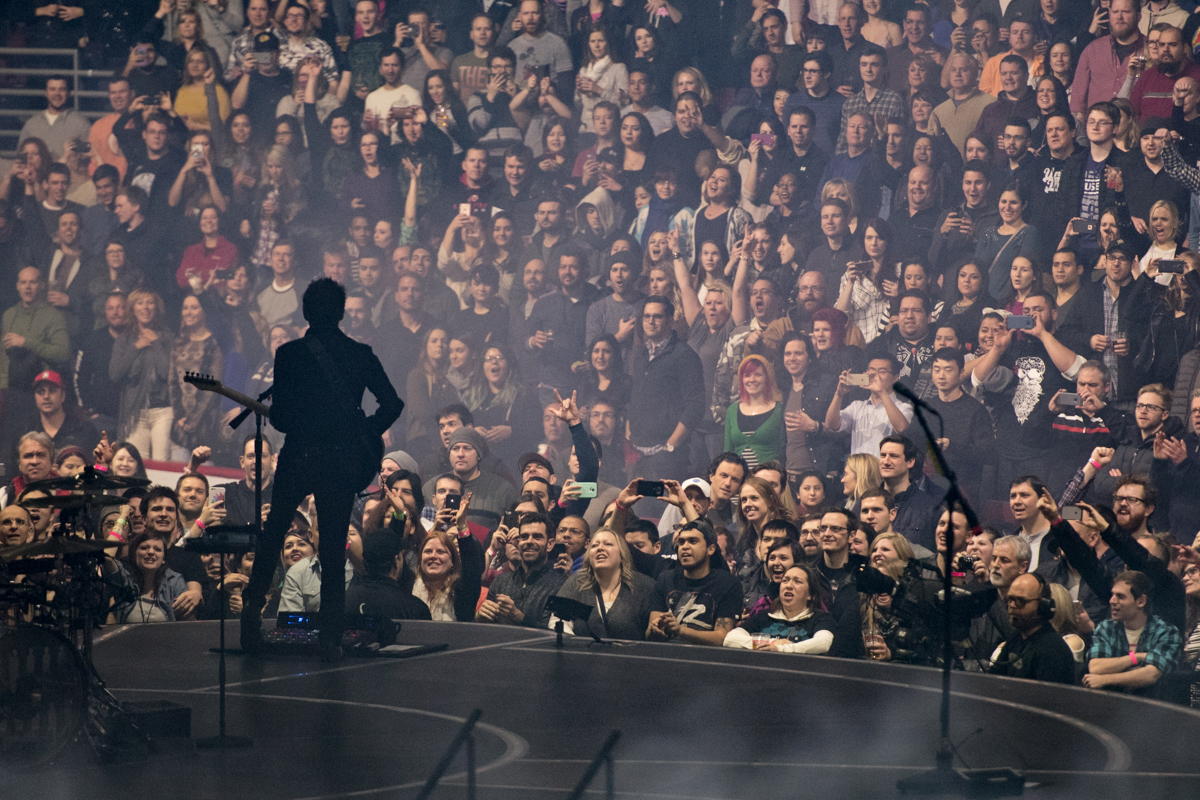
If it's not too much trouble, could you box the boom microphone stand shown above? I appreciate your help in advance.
[890,383,1023,797]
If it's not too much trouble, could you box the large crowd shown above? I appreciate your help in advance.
[1,0,1200,702]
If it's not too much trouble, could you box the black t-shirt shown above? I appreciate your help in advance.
[983,334,1076,459]
[246,70,293,146]
[345,575,433,620]
[988,624,1076,684]
[651,566,744,632]
[694,208,729,256]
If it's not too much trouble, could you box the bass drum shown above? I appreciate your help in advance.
[0,625,87,769]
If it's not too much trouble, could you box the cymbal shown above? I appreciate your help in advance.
[26,465,150,493]
[19,493,127,510]
[1,536,113,562]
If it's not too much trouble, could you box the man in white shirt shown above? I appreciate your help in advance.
[824,356,913,455]
[364,48,423,144]
[256,240,299,329]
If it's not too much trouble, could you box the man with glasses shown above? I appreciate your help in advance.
[1084,241,1156,405]
[627,296,705,482]
[1047,360,1131,495]
[990,573,1076,683]
[1076,102,1132,261]
[1094,385,1186,505]
[1131,26,1200,122]
[815,508,865,595]
[867,289,938,398]
[825,356,913,456]
[783,53,843,155]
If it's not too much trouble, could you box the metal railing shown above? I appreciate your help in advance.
[566,731,621,800]
[415,708,481,800]
[0,47,114,157]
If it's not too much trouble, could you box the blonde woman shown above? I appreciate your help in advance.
[1140,200,1180,273]
[841,453,883,511]
[1048,583,1088,663]
[554,529,655,639]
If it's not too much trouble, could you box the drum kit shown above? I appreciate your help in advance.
[0,466,151,768]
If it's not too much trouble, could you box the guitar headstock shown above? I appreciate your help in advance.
[184,371,220,389]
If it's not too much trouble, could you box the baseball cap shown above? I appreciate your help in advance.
[681,477,711,498]
[518,452,555,476]
[33,370,63,389]
[253,31,280,52]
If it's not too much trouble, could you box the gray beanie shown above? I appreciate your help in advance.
[448,426,489,458]
[382,450,420,474]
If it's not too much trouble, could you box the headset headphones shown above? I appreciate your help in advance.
[1031,573,1057,622]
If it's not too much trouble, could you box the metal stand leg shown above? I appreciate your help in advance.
[197,556,252,750]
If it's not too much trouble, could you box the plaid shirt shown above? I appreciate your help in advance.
[1102,282,1120,395]
[1090,614,1182,676]
[224,25,286,83]
[839,270,890,344]
[836,86,905,153]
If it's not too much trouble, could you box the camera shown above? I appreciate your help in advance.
[959,555,978,571]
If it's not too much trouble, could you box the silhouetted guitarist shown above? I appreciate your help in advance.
[241,279,403,656]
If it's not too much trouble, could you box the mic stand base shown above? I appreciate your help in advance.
[897,765,1024,797]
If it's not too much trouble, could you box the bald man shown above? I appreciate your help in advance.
[893,165,939,261]
[0,505,35,547]
[1,267,70,389]
[988,574,1076,684]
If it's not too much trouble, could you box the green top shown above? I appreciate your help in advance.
[723,401,785,467]
[0,301,70,389]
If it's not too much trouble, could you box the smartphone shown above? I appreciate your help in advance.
[191,143,204,161]
[254,52,271,65]
[549,542,568,559]
[1071,219,1096,235]
[576,482,598,499]
[1158,259,1187,273]
[847,373,870,387]
[533,64,551,80]
[209,486,226,506]
[458,203,472,218]
[214,267,235,280]
[636,479,666,498]
[502,511,519,529]
[400,36,415,48]
[1061,505,1083,521]
[1007,315,1035,330]
[1057,392,1082,408]
[750,133,776,148]
[444,492,461,510]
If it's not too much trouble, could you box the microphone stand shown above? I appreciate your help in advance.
[890,383,1021,796]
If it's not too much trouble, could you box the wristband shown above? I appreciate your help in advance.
[195,519,206,531]
[1130,650,1138,666]
[950,571,966,578]
[1088,458,1102,470]
[114,518,128,529]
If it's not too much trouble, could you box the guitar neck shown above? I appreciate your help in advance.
[189,379,270,417]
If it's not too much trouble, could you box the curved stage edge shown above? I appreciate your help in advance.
[3,620,1199,799]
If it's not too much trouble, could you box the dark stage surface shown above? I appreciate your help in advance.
[4,620,1200,799]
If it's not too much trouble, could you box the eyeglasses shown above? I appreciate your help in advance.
[818,524,847,533]
[483,355,506,364]
[1183,566,1200,579]
[1005,596,1038,607]
[1113,495,1146,506]
[1135,403,1165,413]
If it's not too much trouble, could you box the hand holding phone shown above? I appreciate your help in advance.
[1007,315,1035,330]
[635,479,666,498]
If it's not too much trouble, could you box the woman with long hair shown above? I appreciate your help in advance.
[976,183,1040,299]
[725,355,785,470]
[576,29,629,133]
[841,453,883,512]
[555,528,655,639]
[629,26,677,106]
[110,531,189,623]
[690,165,751,270]
[475,212,519,302]
[724,563,834,653]
[574,334,633,413]
[259,143,305,222]
[734,475,787,563]
[1,137,52,203]
[1135,251,1200,387]
[93,440,149,482]
[213,111,260,207]
[863,0,903,47]
[175,47,229,131]
[263,529,317,618]
[644,263,687,332]
[1177,550,1200,707]
[1048,41,1075,96]
[938,260,992,344]
[1112,98,1139,152]
[424,68,475,155]
[110,289,173,460]
[463,344,540,468]
[617,111,654,190]
[742,116,790,210]
[1031,75,1071,152]
[835,217,896,344]
[535,118,575,190]
[778,331,839,484]
[412,497,485,622]
[168,294,224,457]
[405,327,460,452]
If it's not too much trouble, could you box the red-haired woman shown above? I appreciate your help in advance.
[723,355,784,470]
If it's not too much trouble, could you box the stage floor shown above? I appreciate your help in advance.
[3,620,1199,799]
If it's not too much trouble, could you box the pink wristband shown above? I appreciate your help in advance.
[1089,459,1102,470]
[1130,650,1138,666]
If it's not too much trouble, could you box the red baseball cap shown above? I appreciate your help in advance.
[33,370,64,389]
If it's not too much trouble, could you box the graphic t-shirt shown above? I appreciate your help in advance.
[1079,155,1104,251]
[651,567,744,631]
[740,608,836,642]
